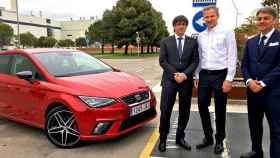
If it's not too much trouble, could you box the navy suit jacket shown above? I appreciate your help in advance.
[159,35,199,86]
[241,29,280,96]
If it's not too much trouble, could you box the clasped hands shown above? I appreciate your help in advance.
[248,80,264,93]
[174,72,187,84]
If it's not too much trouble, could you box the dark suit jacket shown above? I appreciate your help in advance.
[159,35,199,86]
[241,29,280,96]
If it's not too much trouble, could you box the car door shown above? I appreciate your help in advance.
[5,54,46,125]
[0,54,13,117]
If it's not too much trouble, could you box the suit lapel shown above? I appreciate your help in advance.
[182,35,189,57]
[258,30,277,61]
[171,35,179,59]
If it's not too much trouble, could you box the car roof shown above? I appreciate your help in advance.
[0,48,78,55]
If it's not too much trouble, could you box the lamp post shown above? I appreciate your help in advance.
[16,0,20,48]
[136,32,140,56]
[232,0,239,28]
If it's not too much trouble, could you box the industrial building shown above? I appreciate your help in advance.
[0,0,94,42]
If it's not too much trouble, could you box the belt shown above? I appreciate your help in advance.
[201,68,227,74]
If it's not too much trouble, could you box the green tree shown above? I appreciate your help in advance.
[87,20,108,53]
[0,23,14,49]
[20,32,37,48]
[89,0,168,55]
[113,0,156,54]
[57,39,75,47]
[44,37,57,47]
[35,36,56,47]
[35,36,46,47]
[75,37,87,47]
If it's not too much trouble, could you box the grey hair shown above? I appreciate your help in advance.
[256,7,277,19]
[203,5,219,16]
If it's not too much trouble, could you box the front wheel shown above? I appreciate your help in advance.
[45,106,80,148]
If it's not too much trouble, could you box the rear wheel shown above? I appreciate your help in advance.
[45,106,80,148]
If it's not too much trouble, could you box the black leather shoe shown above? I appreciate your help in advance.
[214,142,224,155]
[158,140,166,152]
[176,138,191,150]
[240,151,264,158]
[196,137,214,149]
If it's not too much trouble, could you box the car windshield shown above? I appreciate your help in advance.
[33,51,112,77]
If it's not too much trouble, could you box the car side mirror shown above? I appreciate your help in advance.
[16,71,33,80]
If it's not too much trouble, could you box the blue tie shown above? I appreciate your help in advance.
[178,37,183,58]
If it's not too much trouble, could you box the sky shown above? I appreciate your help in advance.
[0,0,262,35]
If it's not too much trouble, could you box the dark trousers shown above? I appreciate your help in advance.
[159,80,193,141]
[197,69,227,142]
[247,90,280,158]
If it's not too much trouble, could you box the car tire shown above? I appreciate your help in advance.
[45,106,80,148]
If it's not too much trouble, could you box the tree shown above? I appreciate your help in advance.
[35,36,56,47]
[0,23,14,49]
[87,20,108,53]
[149,10,169,53]
[57,39,75,47]
[75,37,87,47]
[113,0,156,54]
[44,37,57,47]
[20,32,37,48]
[89,0,168,55]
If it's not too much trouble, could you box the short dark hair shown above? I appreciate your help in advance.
[256,7,277,19]
[172,15,188,26]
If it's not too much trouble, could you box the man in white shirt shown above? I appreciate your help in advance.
[194,5,237,155]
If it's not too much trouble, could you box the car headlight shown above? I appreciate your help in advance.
[79,96,116,108]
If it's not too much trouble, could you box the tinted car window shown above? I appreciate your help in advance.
[0,54,12,74]
[10,54,44,80]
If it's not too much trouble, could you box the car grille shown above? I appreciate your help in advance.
[118,108,156,132]
[121,91,149,106]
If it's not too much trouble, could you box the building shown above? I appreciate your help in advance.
[0,2,94,42]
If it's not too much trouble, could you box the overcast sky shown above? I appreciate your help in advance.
[0,0,262,34]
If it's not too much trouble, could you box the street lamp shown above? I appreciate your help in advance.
[232,0,240,28]
[136,32,140,56]
[16,0,20,48]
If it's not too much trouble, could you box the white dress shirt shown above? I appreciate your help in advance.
[245,28,275,87]
[195,24,237,81]
[175,34,185,52]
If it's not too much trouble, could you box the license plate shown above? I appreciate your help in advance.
[130,102,150,116]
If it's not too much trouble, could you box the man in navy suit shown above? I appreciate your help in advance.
[158,15,199,152]
[241,7,280,158]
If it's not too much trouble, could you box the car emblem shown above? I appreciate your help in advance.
[134,94,142,102]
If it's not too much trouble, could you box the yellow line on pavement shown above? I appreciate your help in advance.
[139,127,159,158]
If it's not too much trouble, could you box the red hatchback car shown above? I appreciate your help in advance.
[0,48,157,148]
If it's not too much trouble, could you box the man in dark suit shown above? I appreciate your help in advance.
[241,7,280,158]
[158,15,199,152]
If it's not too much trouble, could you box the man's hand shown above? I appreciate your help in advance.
[222,80,232,93]
[174,73,187,84]
[248,80,263,93]
[194,79,199,88]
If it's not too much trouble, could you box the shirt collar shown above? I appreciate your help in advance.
[260,28,275,40]
[175,34,185,40]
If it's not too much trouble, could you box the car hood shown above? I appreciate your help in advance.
[54,71,148,98]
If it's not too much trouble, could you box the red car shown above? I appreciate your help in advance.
[0,48,157,148]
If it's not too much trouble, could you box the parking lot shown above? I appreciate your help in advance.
[0,57,162,158]
[0,56,270,158]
